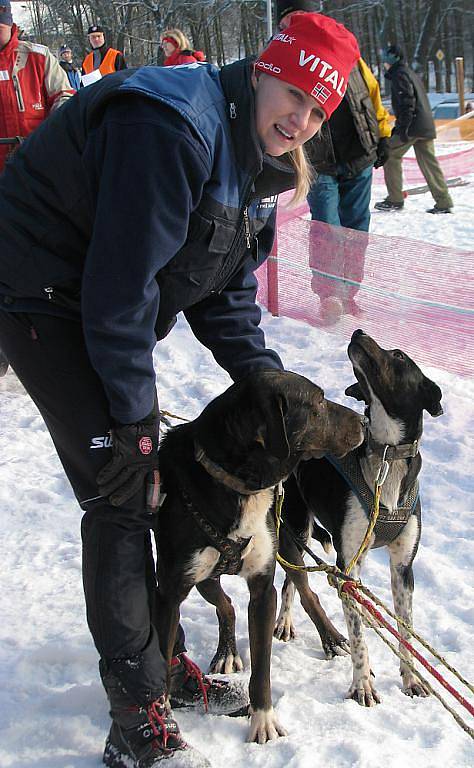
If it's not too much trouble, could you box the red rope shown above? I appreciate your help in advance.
[342,582,474,718]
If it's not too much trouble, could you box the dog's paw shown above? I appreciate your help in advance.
[402,672,430,698]
[346,674,381,707]
[208,648,244,675]
[247,707,288,744]
[321,631,350,658]
[273,614,296,642]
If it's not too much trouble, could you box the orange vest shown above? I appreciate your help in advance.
[82,47,120,76]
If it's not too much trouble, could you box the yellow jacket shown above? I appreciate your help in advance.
[358,57,392,139]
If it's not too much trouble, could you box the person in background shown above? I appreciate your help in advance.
[375,45,454,214]
[0,0,72,172]
[82,24,126,80]
[0,13,359,767]
[161,28,205,66]
[0,0,72,377]
[277,0,391,233]
[58,44,81,91]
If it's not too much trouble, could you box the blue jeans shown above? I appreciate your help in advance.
[307,163,373,232]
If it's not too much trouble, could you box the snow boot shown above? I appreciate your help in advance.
[102,669,211,768]
[426,204,452,214]
[169,653,249,716]
[374,199,404,211]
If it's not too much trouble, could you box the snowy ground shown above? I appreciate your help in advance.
[0,177,473,768]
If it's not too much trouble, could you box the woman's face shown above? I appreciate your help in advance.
[162,40,177,58]
[253,73,325,156]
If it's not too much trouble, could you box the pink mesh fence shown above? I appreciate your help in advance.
[373,144,474,186]
[256,215,474,377]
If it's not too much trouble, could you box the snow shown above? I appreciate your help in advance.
[1,175,473,768]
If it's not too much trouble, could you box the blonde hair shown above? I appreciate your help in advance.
[287,145,314,205]
[162,28,191,52]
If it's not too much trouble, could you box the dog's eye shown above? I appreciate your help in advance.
[392,350,404,360]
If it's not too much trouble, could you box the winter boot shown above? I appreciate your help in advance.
[169,653,249,716]
[374,199,404,211]
[426,204,452,214]
[102,669,211,768]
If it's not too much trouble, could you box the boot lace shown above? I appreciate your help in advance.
[147,699,170,751]
[175,654,209,712]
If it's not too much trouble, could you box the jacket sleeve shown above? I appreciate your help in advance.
[358,58,392,139]
[184,246,284,382]
[394,70,416,133]
[43,48,74,110]
[115,52,127,71]
[81,104,211,424]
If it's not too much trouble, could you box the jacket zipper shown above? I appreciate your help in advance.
[12,72,25,112]
[44,286,54,301]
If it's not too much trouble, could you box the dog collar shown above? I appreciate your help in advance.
[366,431,419,460]
[194,441,257,495]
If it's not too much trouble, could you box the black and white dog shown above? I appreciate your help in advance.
[155,370,364,742]
[276,330,443,706]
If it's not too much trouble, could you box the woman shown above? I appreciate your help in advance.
[161,27,205,66]
[0,13,358,768]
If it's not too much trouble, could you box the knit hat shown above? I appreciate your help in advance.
[59,44,72,55]
[0,1,13,26]
[383,45,404,65]
[255,13,360,118]
[87,24,104,35]
[276,1,319,26]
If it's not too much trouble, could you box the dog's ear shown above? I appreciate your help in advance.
[258,394,290,460]
[422,378,443,417]
[345,382,366,402]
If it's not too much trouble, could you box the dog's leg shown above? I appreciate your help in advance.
[155,579,189,695]
[275,528,349,656]
[340,560,381,707]
[388,513,429,698]
[247,572,287,743]
[274,575,296,642]
[196,578,244,674]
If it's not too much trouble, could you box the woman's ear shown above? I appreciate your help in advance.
[251,66,258,89]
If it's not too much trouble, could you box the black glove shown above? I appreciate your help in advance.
[97,400,160,507]
[393,125,410,144]
[374,137,390,168]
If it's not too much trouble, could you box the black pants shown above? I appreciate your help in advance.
[0,310,185,705]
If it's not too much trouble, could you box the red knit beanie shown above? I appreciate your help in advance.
[255,13,360,118]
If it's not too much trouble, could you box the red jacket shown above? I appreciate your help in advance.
[0,25,73,170]
[163,48,204,67]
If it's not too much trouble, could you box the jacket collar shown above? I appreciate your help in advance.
[384,61,403,80]
[219,58,296,198]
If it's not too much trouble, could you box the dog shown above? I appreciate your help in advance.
[155,369,364,742]
[276,330,443,707]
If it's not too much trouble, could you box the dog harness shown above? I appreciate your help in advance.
[180,485,252,578]
[327,452,420,548]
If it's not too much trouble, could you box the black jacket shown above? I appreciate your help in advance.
[0,61,295,424]
[385,61,436,140]
[306,65,380,177]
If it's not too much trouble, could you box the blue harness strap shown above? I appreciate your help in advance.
[326,452,420,548]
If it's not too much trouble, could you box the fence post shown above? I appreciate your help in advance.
[455,57,465,117]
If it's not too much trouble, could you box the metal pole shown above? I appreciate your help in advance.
[455,57,465,117]
[266,0,273,39]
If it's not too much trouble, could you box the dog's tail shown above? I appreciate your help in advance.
[311,521,332,554]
